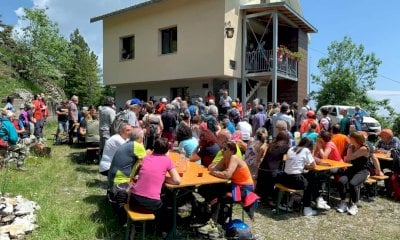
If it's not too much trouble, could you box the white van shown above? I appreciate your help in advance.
[317,105,381,135]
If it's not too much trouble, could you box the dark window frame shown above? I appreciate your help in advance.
[160,26,177,55]
[120,35,135,61]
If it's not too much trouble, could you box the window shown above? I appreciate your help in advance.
[121,35,134,60]
[161,27,177,54]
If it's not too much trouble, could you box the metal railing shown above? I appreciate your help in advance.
[245,50,298,78]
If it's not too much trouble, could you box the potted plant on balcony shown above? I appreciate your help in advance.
[292,51,304,61]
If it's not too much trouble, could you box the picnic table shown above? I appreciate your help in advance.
[165,151,228,239]
[313,159,352,204]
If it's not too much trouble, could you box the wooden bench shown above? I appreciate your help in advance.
[124,204,155,240]
[370,175,389,181]
[275,183,303,214]
[363,177,378,201]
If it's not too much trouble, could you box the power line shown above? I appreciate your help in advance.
[378,74,400,85]
[309,47,400,85]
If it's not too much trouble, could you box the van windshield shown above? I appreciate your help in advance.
[347,108,370,117]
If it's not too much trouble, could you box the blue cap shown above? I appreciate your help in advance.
[130,98,141,105]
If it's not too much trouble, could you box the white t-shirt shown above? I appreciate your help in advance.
[237,121,253,141]
[284,147,314,175]
[99,134,127,172]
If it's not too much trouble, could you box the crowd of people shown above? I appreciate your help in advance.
[89,90,400,238]
[2,90,399,237]
[0,94,50,169]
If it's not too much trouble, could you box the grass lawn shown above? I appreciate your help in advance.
[2,120,400,239]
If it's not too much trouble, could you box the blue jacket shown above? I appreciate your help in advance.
[0,118,18,145]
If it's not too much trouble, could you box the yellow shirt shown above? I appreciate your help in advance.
[212,144,243,164]
[113,141,146,185]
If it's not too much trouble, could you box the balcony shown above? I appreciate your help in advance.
[245,49,298,80]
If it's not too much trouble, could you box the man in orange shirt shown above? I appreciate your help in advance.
[32,94,44,140]
[299,111,320,135]
[331,124,350,159]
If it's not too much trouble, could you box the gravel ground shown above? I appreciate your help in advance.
[243,196,400,240]
[187,195,400,240]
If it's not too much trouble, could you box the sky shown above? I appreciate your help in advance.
[1,0,400,111]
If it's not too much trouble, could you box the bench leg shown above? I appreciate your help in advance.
[125,217,132,240]
[275,190,282,214]
[142,222,146,240]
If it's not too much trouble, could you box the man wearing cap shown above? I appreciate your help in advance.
[376,129,400,151]
[272,102,294,138]
[299,111,320,135]
[99,96,116,153]
[128,98,141,128]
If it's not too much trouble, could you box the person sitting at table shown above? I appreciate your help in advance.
[279,137,326,216]
[188,128,220,167]
[359,131,384,177]
[128,138,181,213]
[176,124,199,159]
[336,132,371,215]
[108,128,147,187]
[376,128,400,151]
[331,124,350,159]
[209,141,259,221]
[99,123,132,176]
[314,131,342,162]
[256,131,290,206]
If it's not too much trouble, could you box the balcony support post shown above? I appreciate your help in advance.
[272,11,278,103]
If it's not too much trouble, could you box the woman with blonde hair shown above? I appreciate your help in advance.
[336,131,370,215]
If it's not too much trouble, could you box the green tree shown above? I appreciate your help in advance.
[0,17,17,78]
[311,36,382,110]
[17,8,70,88]
[65,29,102,106]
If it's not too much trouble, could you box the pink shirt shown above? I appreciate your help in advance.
[132,154,175,200]
[326,141,342,161]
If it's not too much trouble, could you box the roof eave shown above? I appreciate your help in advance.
[240,2,317,33]
[90,0,164,23]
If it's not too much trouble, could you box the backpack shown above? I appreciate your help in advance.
[111,110,129,135]
[107,182,130,224]
[343,116,351,135]
[383,149,400,200]
[224,219,254,240]
[319,117,332,132]
[86,120,100,143]
[188,105,198,119]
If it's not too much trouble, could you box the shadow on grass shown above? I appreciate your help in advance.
[75,166,98,175]
[83,194,125,240]
[86,178,109,189]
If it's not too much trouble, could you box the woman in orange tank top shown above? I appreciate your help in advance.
[210,141,253,186]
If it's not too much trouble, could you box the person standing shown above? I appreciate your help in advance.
[68,95,79,144]
[353,105,363,131]
[56,100,69,141]
[32,94,45,140]
[219,90,232,115]
[99,96,116,153]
